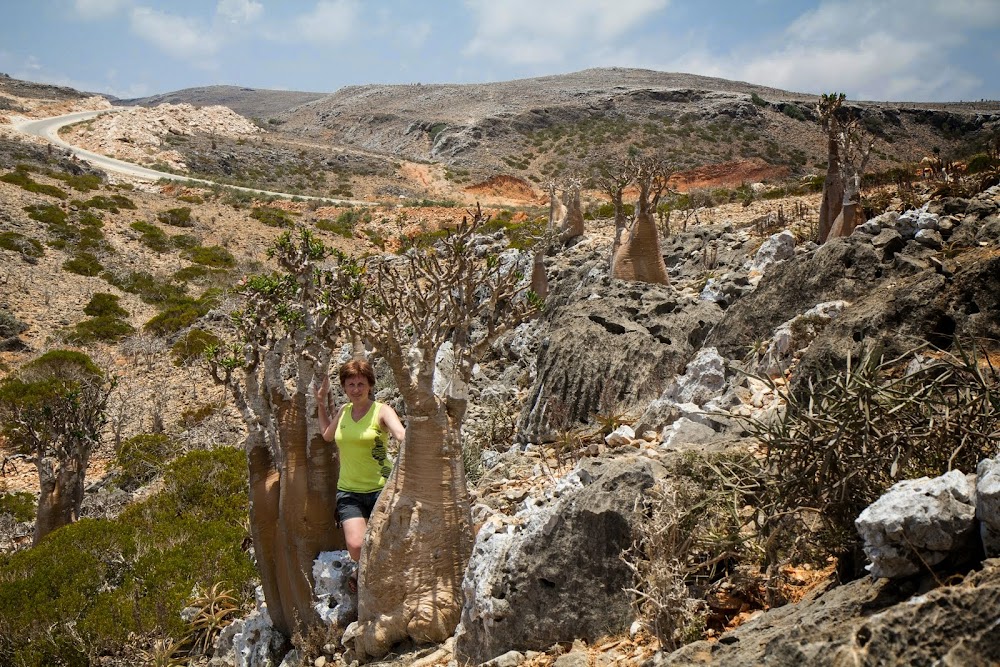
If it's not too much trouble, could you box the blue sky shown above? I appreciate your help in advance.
[2,0,999,102]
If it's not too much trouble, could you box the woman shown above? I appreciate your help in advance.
[315,359,405,564]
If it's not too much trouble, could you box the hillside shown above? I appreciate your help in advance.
[1,72,1000,667]
[84,68,1000,203]
[118,84,327,121]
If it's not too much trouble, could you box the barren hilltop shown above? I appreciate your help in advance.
[1,68,999,667]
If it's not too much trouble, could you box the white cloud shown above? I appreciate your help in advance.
[670,0,1000,101]
[128,6,220,62]
[73,0,131,20]
[216,0,263,25]
[463,0,669,66]
[290,0,361,45]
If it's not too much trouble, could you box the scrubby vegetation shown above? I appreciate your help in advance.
[158,207,194,227]
[0,448,254,667]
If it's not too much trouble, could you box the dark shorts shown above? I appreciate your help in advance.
[336,490,381,523]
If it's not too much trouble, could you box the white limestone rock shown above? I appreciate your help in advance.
[977,456,1000,557]
[856,470,977,578]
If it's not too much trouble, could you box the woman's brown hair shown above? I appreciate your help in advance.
[339,359,376,390]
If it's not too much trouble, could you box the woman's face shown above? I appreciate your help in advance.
[342,374,372,402]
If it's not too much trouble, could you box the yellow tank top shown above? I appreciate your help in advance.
[335,401,392,492]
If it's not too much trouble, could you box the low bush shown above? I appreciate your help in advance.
[183,245,235,269]
[0,231,44,260]
[250,206,294,228]
[63,252,104,276]
[158,207,194,228]
[102,270,188,306]
[83,293,128,319]
[74,195,128,213]
[181,403,218,427]
[170,233,199,250]
[113,433,183,491]
[2,169,68,199]
[52,171,102,192]
[170,328,221,366]
[627,451,761,649]
[0,448,254,667]
[0,310,28,339]
[172,265,213,283]
[66,315,136,344]
[131,221,171,252]
[0,491,35,522]
[143,291,219,336]
[24,203,67,226]
[747,342,1000,575]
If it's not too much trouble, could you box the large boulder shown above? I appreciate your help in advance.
[978,456,1000,557]
[855,470,978,578]
[517,244,723,442]
[454,455,666,664]
[654,559,1000,666]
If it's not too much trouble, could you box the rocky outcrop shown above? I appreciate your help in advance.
[654,559,1000,667]
[516,241,724,442]
[708,187,1000,390]
[855,470,979,578]
[456,455,665,664]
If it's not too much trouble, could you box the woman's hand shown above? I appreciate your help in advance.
[314,375,330,402]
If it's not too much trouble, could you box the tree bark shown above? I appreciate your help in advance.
[352,408,472,660]
[818,138,844,243]
[611,205,669,285]
[33,454,86,544]
[560,184,584,243]
[247,389,345,638]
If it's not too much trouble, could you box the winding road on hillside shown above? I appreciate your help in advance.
[11,109,369,204]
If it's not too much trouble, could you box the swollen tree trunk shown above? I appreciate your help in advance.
[611,178,669,285]
[211,229,347,640]
[246,388,344,637]
[34,453,87,544]
[530,250,548,301]
[818,136,844,243]
[560,182,584,243]
[352,402,472,657]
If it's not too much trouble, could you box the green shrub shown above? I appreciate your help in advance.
[170,233,199,249]
[77,210,103,228]
[24,203,67,226]
[172,265,213,283]
[0,448,253,667]
[966,152,999,174]
[63,252,104,276]
[315,217,354,237]
[130,220,171,252]
[0,310,28,338]
[143,292,218,336]
[83,293,128,318]
[53,172,102,192]
[157,207,194,228]
[102,270,188,306]
[183,245,235,269]
[111,194,136,210]
[0,231,44,259]
[113,433,183,491]
[177,194,204,204]
[780,103,807,121]
[748,343,1000,573]
[181,402,217,426]
[250,206,294,228]
[0,491,35,522]
[1,169,68,198]
[74,195,126,212]
[66,315,136,344]
[171,328,221,366]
